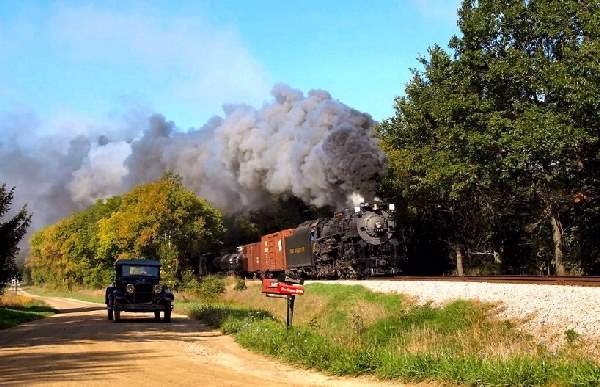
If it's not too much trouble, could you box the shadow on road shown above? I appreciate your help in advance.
[56,306,106,314]
[0,301,218,385]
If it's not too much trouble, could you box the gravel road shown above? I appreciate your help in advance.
[313,280,600,346]
[0,293,399,386]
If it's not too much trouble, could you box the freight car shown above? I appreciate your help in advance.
[218,201,400,279]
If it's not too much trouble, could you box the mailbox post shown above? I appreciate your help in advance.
[261,277,304,328]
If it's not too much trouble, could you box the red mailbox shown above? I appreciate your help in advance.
[261,278,304,328]
[261,278,305,296]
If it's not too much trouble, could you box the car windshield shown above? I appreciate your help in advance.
[120,265,159,277]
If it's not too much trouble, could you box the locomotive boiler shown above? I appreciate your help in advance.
[285,202,400,278]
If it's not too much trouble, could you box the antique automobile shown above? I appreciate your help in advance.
[105,259,174,322]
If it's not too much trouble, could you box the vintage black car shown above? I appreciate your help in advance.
[105,259,174,322]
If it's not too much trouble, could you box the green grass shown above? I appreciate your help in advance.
[185,282,600,386]
[25,286,105,304]
[0,294,55,329]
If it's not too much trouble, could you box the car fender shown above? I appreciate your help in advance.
[105,286,116,305]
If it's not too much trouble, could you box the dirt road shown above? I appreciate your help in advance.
[0,294,399,386]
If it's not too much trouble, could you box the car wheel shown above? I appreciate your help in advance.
[108,307,113,321]
[163,303,171,323]
[154,311,160,321]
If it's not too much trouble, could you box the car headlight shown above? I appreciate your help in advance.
[153,284,163,294]
[126,284,135,294]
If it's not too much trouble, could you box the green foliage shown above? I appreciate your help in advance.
[27,174,225,288]
[184,275,226,301]
[565,329,580,345]
[233,277,247,291]
[187,284,600,385]
[379,0,600,275]
[0,184,31,294]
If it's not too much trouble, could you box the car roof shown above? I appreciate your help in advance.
[115,259,161,267]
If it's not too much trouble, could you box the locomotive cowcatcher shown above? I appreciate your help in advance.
[105,259,174,322]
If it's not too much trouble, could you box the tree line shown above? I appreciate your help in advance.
[378,0,600,275]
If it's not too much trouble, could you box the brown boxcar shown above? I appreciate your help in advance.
[243,242,262,273]
[260,229,294,272]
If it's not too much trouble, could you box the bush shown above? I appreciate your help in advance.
[234,278,247,291]
[192,275,225,301]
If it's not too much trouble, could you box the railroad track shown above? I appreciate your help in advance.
[386,275,600,287]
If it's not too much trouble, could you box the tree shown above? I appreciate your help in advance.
[379,0,600,275]
[28,174,225,288]
[0,184,31,293]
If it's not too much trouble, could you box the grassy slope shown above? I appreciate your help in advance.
[25,286,105,304]
[0,293,55,329]
[182,281,600,386]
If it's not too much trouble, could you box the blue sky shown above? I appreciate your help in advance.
[0,0,461,131]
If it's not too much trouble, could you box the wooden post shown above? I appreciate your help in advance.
[286,295,296,328]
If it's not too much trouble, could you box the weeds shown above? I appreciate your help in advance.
[185,282,600,385]
[234,278,247,291]
[565,329,580,345]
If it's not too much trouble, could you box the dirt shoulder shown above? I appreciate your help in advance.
[0,293,401,386]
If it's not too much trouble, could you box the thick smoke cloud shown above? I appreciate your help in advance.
[1,85,385,259]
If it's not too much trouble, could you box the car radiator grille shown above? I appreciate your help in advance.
[134,284,153,303]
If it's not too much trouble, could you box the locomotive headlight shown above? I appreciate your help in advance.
[354,206,360,213]
[388,203,395,211]
[153,284,163,294]
[126,284,135,294]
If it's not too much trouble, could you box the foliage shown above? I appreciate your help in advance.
[27,174,224,288]
[0,184,31,294]
[233,277,247,291]
[378,0,600,275]
[197,275,226,301]
[186,283,600,385]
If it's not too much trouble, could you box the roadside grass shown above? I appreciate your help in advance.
[0,293,55,329]
[25,286,105,304]
[184,280,600,386]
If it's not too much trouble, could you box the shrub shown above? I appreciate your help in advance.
[194,275,225,301]
[234,278,247,291]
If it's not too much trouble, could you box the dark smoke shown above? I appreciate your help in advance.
[0,84,386,260]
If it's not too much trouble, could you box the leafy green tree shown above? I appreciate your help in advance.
[96,173,224,283]
[1,184,31,293]
[28,174,225,288]
[379,0,600,275]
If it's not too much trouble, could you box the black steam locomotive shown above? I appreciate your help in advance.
[213,201,402,279]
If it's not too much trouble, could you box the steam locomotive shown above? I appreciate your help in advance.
[213,202,401,279]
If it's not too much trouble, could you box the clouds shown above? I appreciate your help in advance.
[0,2,271,128]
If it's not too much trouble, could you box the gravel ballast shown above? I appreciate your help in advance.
[310,280,600,345]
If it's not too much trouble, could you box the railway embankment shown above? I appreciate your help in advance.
[181,279,600,385]
[315,279,600,348]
